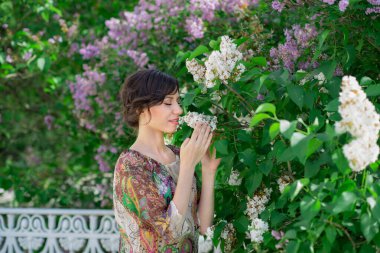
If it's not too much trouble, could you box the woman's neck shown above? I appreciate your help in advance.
[131,127,167,154]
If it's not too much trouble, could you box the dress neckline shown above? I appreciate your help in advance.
[127,145,179,167]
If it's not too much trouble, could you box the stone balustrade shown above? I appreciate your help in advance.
[0,208,119,253]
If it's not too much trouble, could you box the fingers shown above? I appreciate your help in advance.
[181,137,190,147]
[196,124,213,158]
[191,123,202,142]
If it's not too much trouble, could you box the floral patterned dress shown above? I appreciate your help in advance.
[113,144,200,253]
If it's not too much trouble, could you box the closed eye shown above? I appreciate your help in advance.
[164,99,181,105]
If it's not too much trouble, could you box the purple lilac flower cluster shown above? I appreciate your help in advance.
[273,0,378,13]
[366,0,380,14]
[185,0,259,40]
[79,44,100,59]
[105,0,184,49]
[95,145,117,172]
[321,0,380,13]
[125,50,149,68]
[271,0,285,12]
[270,24,318,72]
[44,115,54,130]
[69,65,106,112]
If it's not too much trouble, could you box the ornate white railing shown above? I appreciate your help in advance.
[0,208,119,253]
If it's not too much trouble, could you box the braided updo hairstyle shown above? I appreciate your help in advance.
[120,69,179,129]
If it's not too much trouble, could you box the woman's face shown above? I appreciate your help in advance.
[139,91,183,134]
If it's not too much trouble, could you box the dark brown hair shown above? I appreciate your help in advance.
[120,69,179,129]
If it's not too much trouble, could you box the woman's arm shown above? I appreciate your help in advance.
[172,164,196,215]
[198,146,221,234]
[197,169,216,234]
[174,123,213,216]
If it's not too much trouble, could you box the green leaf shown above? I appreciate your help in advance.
[359,244,376,253]
[239,68,261,82]
[239,149,257,170]
[215,140,229,156]
[332,149,350,175]
[290,132,307,147]
[325,98,339,112]
[255,103,276,115]
[277,147,295,162]
[365,84,380,97]
[304,155,326,178]
[325,226,337,244]
[280,120,297,139]
[271,211,287,227]
[234,37,248,46]
[289,179,309,201]
[258,74,269,92]
[269,122,280,140]
[372,201,380,223]
[332,192,358,214]
[360,76,373,86]
[209,40,219,50]
[284,230,297,239]
[306,138,323,158]
[258,160,273,176]
[245,171,262,195]
[318,61,337,80]
[345,44,356,70]
[233,216,249,233]
[295,70,307,82]
[287,84,304,109]
[300,196,321,222]
[251,57,267,67]
[37,57,47,71]
[175,51,191,67]
[41,12,50,22]
[361,213,379,242]
[286,240,300,253]
[49,5,62,15]
[188,45,209,60]
[250,113,271,127]
[182,90,196,106]
[312,30,330,62]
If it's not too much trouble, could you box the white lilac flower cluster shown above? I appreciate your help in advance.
[248,218,269,243]
[221,223,236,252]
[179,111,218,131]
[198,226,214,253]
[186,35,245,89]
[277,175,292,193]
[335,76,380,172]
[299,74,329,93]
[186,58,206,84]
[233,112,251,126]
[228,169,242,186]
[206,226,214,238]
[314,72,326,85]
[245,187,272,220]
[198,235,213,253]
[245,187,272,244]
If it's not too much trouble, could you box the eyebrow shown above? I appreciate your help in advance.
[165,95,180,99]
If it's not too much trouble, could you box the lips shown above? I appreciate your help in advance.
[169,118,179,125]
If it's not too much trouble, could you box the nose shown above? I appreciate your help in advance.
[174,102,183,115]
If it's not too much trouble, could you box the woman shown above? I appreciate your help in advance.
[113,69,221,252]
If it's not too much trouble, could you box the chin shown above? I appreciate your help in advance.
[167,129,177,134]
[165,127,177,134]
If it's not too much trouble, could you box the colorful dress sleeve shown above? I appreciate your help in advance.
[113,150,191,252]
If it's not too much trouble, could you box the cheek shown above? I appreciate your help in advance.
[149,106,169,123]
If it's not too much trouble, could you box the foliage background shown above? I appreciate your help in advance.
[1,0,379,252]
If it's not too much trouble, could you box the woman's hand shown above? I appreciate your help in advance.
[201,143,221,174]
[180,123,212,168]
